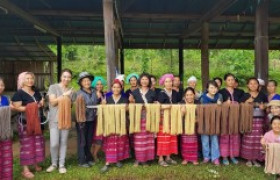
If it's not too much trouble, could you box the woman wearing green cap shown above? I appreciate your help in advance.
[91,76,107,161]
[125,73,139,98]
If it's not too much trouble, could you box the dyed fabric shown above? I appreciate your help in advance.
[134,110,155,162]
[25,102,42,135]
[265,143,280,174]
[0,97,12,180]
[219,135,240,158]
[103,95,129,163]
[0,140,13,180]
[0,107,11,140]
[184,105,196,135]
[18,124,45,165]
[157,112,178,156]
[181,135,198,162]
[75,94,86,123]
[103,135,130,163]
[58,96,72,130]
[197,104,221,135]
[241,117,265,161]
[145,103,161,133]
[239,103,254,133]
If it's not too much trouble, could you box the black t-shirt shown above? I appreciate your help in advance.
[219,88,244,103]
[157,89,181,104]
[240,91,268,103]
[12,89,42,106]
[131,88,156,103]
[106,95,128,104]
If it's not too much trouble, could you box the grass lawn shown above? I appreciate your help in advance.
[13,154,276,180]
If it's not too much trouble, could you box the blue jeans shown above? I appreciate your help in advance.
[201,135,220,161]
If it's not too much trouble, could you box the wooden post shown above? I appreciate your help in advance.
[49,61,54,84]
[179,39,184,86]
[254,0,269,82]
[120,48,124,74]
[56,37,62,82]
[201,22,209,91]
[103,0,116,87]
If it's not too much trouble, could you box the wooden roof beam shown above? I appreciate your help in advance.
[0,0,60,37]
[181,0,238,38]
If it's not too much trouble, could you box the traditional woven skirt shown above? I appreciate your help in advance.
[241,117,264,161]
[219,134,240,158]
[103,135,129,163]
[18,124,45,165]
[0,140,13,180]
[181,135,198,162]
[157,114,178,156]
[133,110,155,162]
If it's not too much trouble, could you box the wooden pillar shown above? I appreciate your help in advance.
[120,48,124,74]
[254,0,269,82]
[56,37,62,82]
[103,0,116,87]
[179,39,184,86]
[201,22,209,91]
[49,61,54,84]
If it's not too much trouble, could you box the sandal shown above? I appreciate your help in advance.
[35,166,42,172]
[181,160,188,165]
[21,171,34,179]
[158,160,169,167]
[252,161,261,167]
[246,161,253,167]
[133,161,139,167]
[166,159,177,165]
[193,161,199,165]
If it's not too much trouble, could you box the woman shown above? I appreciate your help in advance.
[213,77,223,90]
[91,76,107,161]
[75,72,100,167]
[100,79,130,173]
[11,72,45,179]
[156,74,180,167]
[218,73,244,165]
[267,100,280,121]
[240,77,268,167]
[180,87,199,165]
[150,75,161,99]
[129,73,157,166]
[200,80,222,166]
[267,80,280,101]
[46,69,75,174]
[125,73,139,98]
[187,76,201,100]
[0,77,13,180]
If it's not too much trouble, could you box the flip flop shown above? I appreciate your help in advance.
[21,171,34,179]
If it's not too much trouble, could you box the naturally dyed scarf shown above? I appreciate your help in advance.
[0,107,12,140]
[75,95,86,123]
[265,143,280,174]
[25,102,42,135]
[58,96,72,130]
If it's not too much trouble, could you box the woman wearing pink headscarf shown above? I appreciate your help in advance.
[11,72,45,179]
[157,73,181,167]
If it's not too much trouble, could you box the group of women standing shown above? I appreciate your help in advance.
[0,69,280,179]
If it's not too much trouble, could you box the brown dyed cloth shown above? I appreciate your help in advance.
[58,96,72,130]
[265,143,280,174]
[25,102,42,135]
[75,95,86,123]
